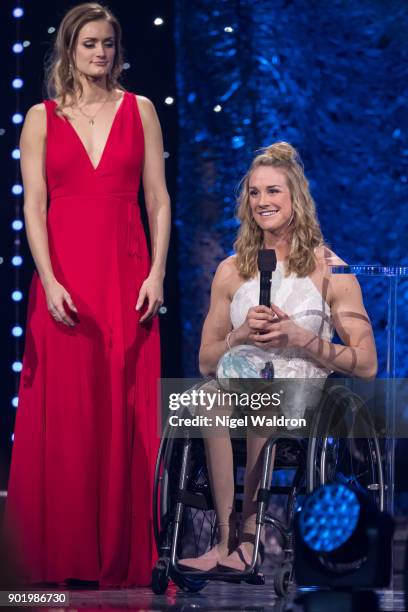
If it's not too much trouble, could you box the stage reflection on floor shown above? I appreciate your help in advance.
[29,579,406,612]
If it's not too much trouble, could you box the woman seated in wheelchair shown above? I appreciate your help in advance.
[178,141,377,572]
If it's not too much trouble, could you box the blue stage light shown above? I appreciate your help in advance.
[12,184,23,195]
[12,77,23,89]
[12,113,23,124]
[299,483,360,552]
[12,255,23,266]
[12,397,18,408]
[12,8,24,18]
[12,220,23,230]
[12,148,20,159]
[13,43,23,53]
[12,290,23,301]
[12,326,23,337]
[231,135,245,149]
[12,361,23,373]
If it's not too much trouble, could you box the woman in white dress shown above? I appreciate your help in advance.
[179,142,377,572]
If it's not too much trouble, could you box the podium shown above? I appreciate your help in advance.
[330,265,408,518]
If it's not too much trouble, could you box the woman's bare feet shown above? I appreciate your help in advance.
[178,544,230,572]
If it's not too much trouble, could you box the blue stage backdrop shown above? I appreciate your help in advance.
[175,0,408,377]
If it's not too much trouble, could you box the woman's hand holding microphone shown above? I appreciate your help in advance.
[231,304,306,350]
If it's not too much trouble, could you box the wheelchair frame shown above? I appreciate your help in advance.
[152,382,385,596]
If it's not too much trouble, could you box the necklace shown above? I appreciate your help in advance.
[76,95,112,125]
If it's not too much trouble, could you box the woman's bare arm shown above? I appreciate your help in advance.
[199,259,237,376]
[301,273,378,378]
[20,104,54,288]
[20,104,77,326]
[135,96,171,321]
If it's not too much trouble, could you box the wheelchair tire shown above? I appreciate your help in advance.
[307,385,384,510]
[151,560,169,595]
[153,404,217,594]
[274,563,293,597]
[171,573,208,593]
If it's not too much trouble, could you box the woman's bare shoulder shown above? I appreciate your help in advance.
[315,245,347,267]
[21,103,47,139]
[215,255,240,277]
[213,255,243,297]
[26,103,47,119]
[133,94,155,113]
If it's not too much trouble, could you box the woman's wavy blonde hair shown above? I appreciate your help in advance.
[45,2,125,115]
[234,142,325,279]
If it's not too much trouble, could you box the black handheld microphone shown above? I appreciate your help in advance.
[257,249,277,307]
[257,249,277,380]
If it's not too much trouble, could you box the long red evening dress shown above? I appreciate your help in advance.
[4,90,160,588]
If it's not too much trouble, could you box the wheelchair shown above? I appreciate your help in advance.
[151,377,385,597]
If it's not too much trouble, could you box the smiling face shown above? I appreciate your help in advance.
[74,20,116,80]
[248,165,293,235]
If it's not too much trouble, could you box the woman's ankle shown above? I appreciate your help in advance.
[217,513,239,552]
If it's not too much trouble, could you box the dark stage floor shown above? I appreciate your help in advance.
[17,580,406,612]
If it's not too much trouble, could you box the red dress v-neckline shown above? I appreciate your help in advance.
[51,91,127,172]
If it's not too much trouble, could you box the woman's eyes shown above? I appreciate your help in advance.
[83,42,114,48]
[249,189,278,196]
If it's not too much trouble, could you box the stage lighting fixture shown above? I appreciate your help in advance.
[299,483,360,553]
[12,291,23,302]
[12,78,23,89]
[294,483,394,611]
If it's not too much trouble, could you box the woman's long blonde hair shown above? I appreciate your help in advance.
[234,142,325,279]
[45,2,125,114]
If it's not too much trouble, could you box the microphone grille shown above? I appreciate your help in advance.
[257,249,277,272]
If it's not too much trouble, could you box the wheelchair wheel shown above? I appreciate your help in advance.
[153,416,216,592]
[274,563,293,597]
[151,560,169,595]
[307,385,384,510]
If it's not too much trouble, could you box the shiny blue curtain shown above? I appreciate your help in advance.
[175,0,408,376]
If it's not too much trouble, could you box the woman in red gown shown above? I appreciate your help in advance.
[4,3,170,588]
